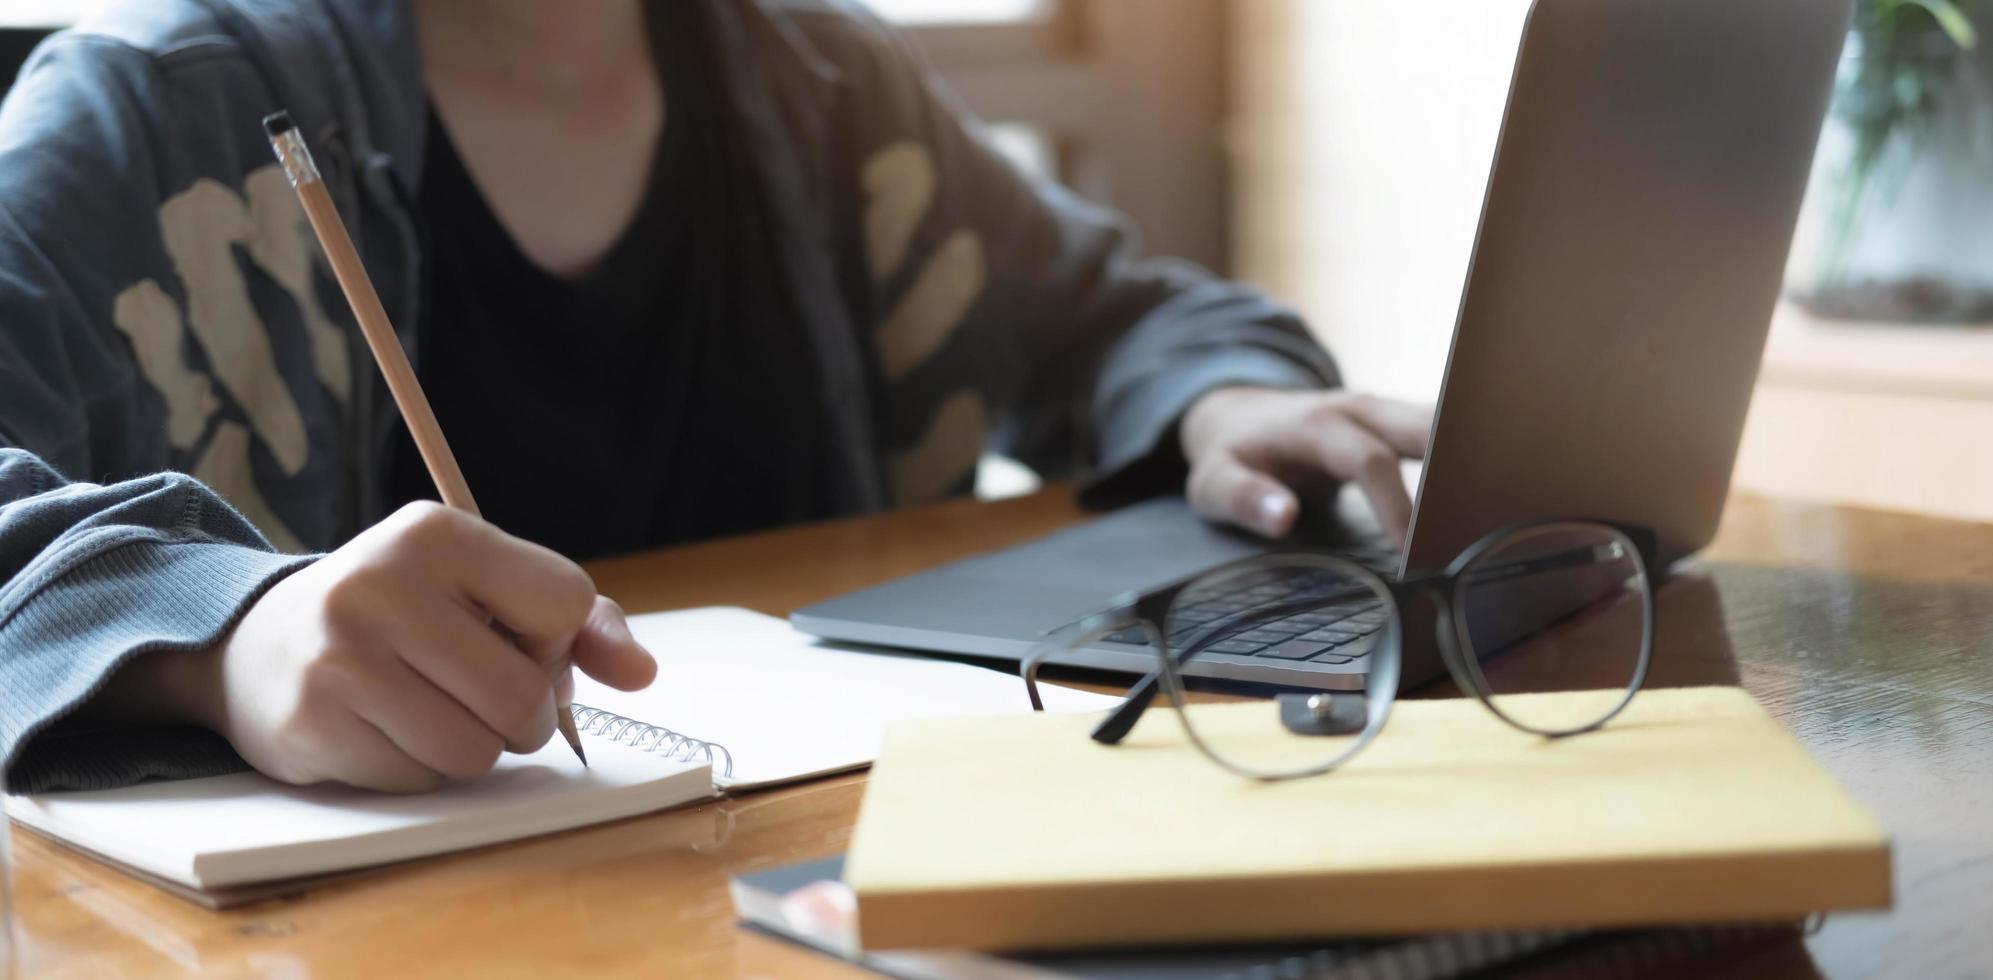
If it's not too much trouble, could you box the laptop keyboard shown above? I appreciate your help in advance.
[1097,545,1398,666]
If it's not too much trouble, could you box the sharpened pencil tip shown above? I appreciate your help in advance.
[262,110,296,137]
[558,711,588,767]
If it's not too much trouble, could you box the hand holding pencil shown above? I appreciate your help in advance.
[130,110,659,791]
[187,504,655,791]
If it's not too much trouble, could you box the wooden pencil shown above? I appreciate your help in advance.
[263,109,587,767]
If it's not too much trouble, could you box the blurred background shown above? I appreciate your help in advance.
[7,0,1989,522]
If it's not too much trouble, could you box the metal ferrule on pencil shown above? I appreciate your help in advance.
[262,111,320,189]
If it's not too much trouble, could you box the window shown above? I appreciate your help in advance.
[865,0,1049,24]
[877,0,1232,274]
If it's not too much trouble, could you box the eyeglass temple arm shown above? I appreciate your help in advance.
[1090,672,1161,744]
[1460,544,1615,586]
[1021,643,1055,712]
[1459,524,1661,585]
[1088,594,1349,745]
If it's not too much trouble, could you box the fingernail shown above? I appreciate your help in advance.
[1258,492,1293,535]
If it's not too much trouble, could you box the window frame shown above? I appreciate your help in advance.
[899,0,1232,273]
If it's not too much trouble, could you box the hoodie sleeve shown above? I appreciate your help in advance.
[814,2,1339,507]
[0,449,314,794]
[0,36,316,793]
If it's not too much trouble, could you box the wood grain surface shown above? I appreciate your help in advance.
[8,489,1989,978]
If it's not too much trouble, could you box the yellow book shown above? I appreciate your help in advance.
[847,686,1890,951]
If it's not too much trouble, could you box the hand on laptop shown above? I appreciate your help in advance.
[86,503,658,792]
[1180,387,1433,545]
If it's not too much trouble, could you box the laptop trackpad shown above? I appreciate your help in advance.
[939,497,1267,596]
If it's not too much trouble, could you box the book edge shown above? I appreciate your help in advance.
[853,842,1890,951]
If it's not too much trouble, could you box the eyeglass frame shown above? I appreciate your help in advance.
[1021,519,1663,781]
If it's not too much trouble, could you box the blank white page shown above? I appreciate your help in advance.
[4,730,713,891]
[571,607,1119,790]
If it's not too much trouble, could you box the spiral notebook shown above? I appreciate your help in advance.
[5,607,1115,906]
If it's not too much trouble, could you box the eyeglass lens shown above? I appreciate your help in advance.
[1156,557,1399,779]
[1451,522,1651,735]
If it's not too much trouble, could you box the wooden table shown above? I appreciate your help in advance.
[9,489,1992,978]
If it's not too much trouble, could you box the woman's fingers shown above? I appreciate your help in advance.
[1342,395,1435,459]
[1262,417,1416,546]
[1179,388,1433,546]
[345,655,509,781]
[398,598,560,753]
[386,502,597,657]
[1187,450,1300,538]
[571,595,659,692]
[327,708,449,794]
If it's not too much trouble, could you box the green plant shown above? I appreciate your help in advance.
[1816,0,1983,288]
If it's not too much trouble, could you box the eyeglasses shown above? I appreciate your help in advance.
[1021,520,1660,781]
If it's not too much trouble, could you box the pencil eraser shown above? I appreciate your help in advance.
[262,111,296,137]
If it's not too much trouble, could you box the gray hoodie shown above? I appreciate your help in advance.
[0,0,1336,792]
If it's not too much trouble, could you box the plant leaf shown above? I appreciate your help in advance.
[1900,0,1979,48]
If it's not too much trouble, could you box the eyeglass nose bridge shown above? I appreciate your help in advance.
[1409,577,1523,716]
[1428,590,1481,698]
[1417,534,1658,739]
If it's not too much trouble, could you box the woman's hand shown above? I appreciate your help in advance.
[1180,387,1435,545]
[98,502,657,792]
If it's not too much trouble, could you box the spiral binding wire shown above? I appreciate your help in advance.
[569,704,735,780]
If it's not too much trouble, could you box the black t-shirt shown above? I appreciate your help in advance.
[390,3,831,560]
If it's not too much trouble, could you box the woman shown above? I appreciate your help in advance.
[0,0,1429,794]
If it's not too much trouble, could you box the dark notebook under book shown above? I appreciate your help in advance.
[730,856,1795,980]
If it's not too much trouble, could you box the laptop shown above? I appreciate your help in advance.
[793,0,1855,692]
